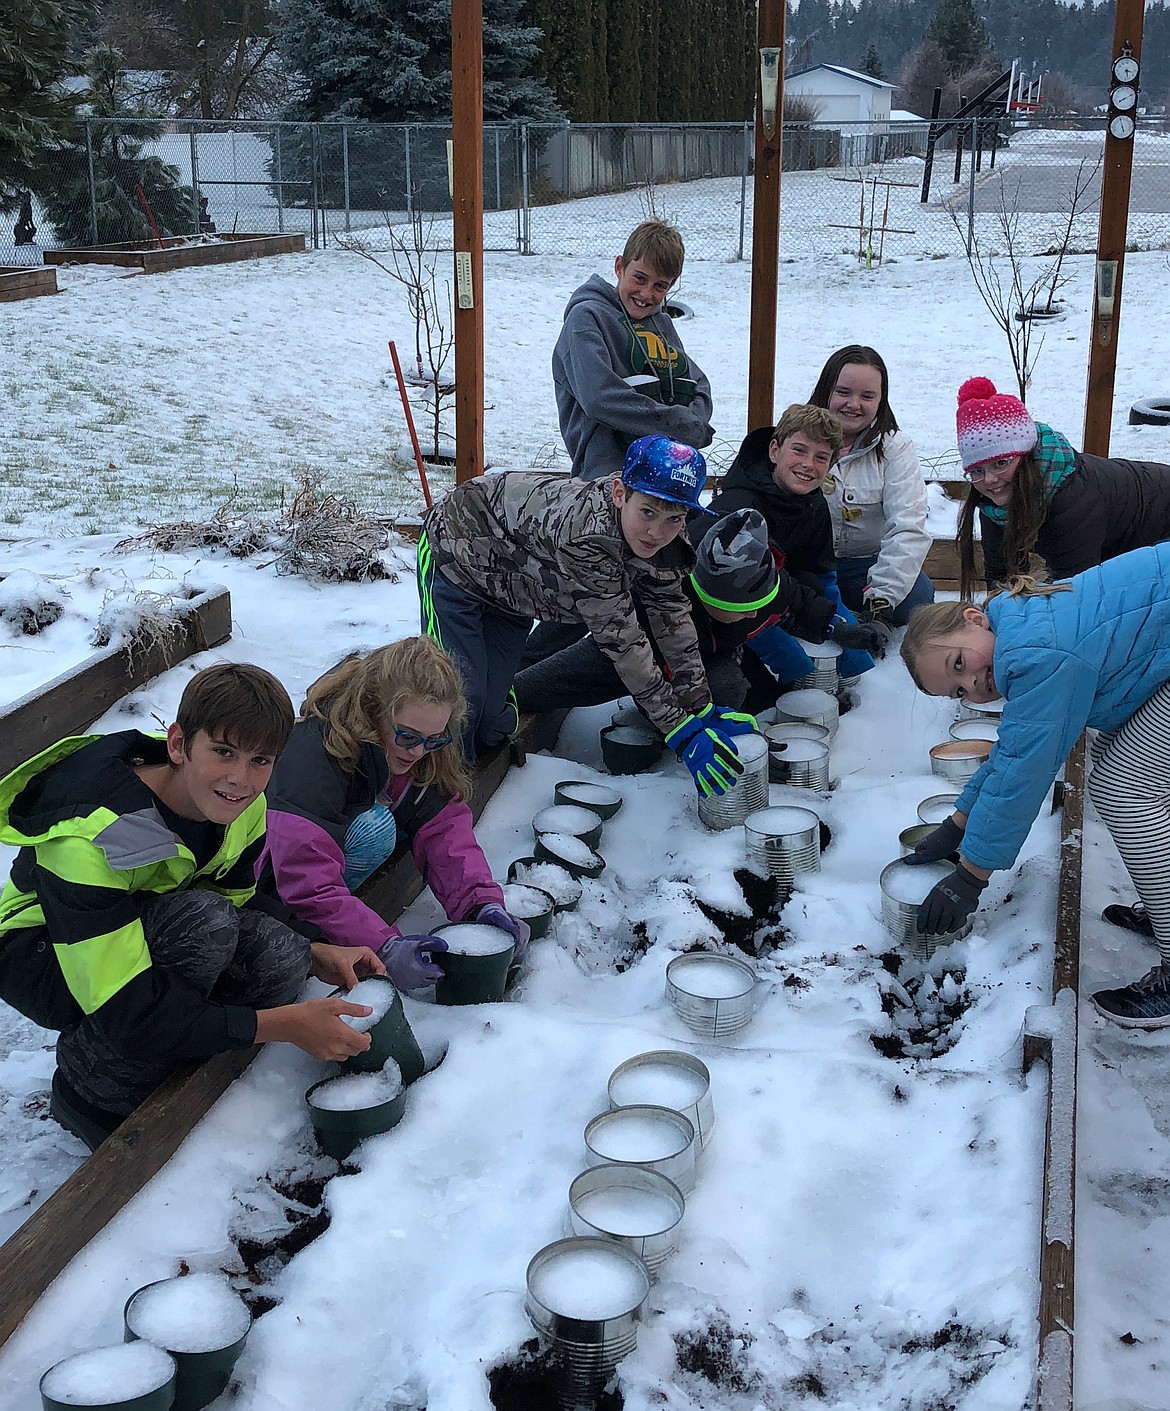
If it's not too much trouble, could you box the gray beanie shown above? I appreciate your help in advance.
[690,509,779,612]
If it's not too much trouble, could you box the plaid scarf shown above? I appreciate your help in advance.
[979,422,1078,524]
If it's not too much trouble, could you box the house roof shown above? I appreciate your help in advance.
[785,64,897,91]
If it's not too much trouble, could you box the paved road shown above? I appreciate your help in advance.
[965,133,1170,214]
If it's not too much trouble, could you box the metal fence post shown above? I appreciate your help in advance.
[274,125,285,233]
[189,127,201,234]
[342,123,351,232]
[404,126,413,214]
[84,120,99,245]
[738,121,750,261]
[967,116,978,256]
[310,123,320,248]
[494,127,501,210]
[519,123,531,254]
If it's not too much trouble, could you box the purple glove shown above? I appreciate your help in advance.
[379,933,448,989]
[477,903,531,958]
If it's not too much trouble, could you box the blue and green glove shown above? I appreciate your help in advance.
[708,704,758,738]
[666,706,745,798]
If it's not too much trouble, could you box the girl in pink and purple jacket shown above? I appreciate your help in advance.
[260,638,526,991]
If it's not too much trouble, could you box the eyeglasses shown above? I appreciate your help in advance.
[392,725,452,753]
[963,457,1017,483]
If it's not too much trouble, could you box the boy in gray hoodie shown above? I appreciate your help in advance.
[552,219,714,481]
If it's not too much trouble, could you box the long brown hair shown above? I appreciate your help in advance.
[808,345,899,460]
[957,451,1048,599]
[301,637,471,799]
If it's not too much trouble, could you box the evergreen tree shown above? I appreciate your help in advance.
[860,42,885,80]
[40,45,197,246]
[927,0,995,74]
[0,0,94,209]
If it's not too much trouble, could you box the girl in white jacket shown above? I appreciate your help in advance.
[809,345,934,629]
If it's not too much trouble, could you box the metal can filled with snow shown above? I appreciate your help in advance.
[899,824,960,863]
[532,803,604,852]
[917,792,962,826]
[929,738,992,786]
[305,1063,407,1162]
[697,729,769,830]
[40,1343,177,1411]
[764,721,830,783]
[525,1236,651,1411]
[744,804,821,884]
[665,953,757,1040]
[567,1164,685,1276]
[949,717,1000,745]
[791,636,842,692]
[553,779,624,821]
[607,1049,715,1150]
[774,686,840,738]
[123,1272,252,1411]
[957,695,1005,723]
[767,732,830,792]
[431,921,516,1004]
[583,1103,697,1195]
[880,859,973,961]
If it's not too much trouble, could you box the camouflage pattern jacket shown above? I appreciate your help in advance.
[424,471,709,734]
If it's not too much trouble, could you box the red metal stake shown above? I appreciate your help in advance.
[135,184,165,249]
[388,340,433,510]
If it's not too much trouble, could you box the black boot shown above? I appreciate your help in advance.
[1103,903,1155,941]
[50,1071,122,1151]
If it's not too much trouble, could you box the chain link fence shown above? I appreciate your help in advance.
[6,117,1170,267]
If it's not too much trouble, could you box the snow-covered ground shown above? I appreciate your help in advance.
[0,197,1168,1410]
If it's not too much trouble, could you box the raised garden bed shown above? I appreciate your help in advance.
[0,582,231,778]
[0,266,57,303]
[42,233,306,274]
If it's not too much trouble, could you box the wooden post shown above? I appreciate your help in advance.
[746,0,786,434]
[451,0,485,482]
[1083,0,1146,456]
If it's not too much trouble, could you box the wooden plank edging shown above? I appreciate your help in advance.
[0,708,567,1350]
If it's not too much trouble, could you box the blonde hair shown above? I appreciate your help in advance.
[900,576,1072,692]
[301,637,471,798]
[771,404,844,462]
[621,219,685,284]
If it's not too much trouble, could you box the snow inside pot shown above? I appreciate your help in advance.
[532,803,604,852]
[917,792,961,826]
[553,779,623,821]
[599,724,663,775]
[957,696,1005,722]
[791,637,841,692]
[306,1063,407,1161]
[665,954,757,1041]
[765,721,831,783]
[567,1164,685,1275]
[929,738,991,786]
[533,832,605,880]
[40,1343,176,1411]
[949,717,1000,745]
[123,1272,251,1411]
[766,734,830,792]
[899,823,960,863]
[774,687,839,739]
[696,731,769,831]
[336,974,425,1083]
[743,805,822,884]
[431,922,515,1005]
[501,881,557,941]
[525,1236,651,1411]
[507,858,583,913]
[607,1049,714,1150]
[880,859,973,961]
[583,1103,696,1195]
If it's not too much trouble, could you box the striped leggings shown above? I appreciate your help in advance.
[1087,679,1170,963]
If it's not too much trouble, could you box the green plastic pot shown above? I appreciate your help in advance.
[334,975,425,1084]
[500,882,556,942]
[124,1276,251,1411]
[41,1343,177,1411]
[306,1073,408,1161]
[431,924,515,1005]
[533,835,605,880]
[506,858,583,913]
[553,780,624,821]
[599,724,663,776]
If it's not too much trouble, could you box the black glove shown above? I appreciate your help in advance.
[826,615,890,658]
[904,816,965,865]
[861,597,894,625]
[916,862,987,936]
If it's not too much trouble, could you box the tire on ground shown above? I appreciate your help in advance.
[1129,397,1170,426]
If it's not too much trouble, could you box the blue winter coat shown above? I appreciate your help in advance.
[956,542,1170,871]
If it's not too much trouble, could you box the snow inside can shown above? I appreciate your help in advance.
[929,738,992,786]
[583,1103,697,1195]
[696,731,769,830]
[664,953,757,1040]
[958,695,1005,722]
[525,1236,651,1411]
[607,1049,715,1150]
[123,1272,252,1411]
[743,805,822,884]
[917,792,961,826]
[880,859,973,961]
[791,636,841,693]
[899,824,959,862]
[949,717,1000,745]
[567,1164,685,1276]
[774,687,840,739]
[40,1343,177,1411]
[767,734,830,792]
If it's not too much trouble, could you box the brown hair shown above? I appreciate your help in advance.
[620,219,685,285]
[808,345,899,461]
[176,662,294,757]
[957,451,1046,599]
[300,637,471,799]
[772,403,844,462]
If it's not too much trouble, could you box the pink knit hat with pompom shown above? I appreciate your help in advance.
[955,377,1037,471]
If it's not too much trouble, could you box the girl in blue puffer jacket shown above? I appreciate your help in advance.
[898,542,1170,1028]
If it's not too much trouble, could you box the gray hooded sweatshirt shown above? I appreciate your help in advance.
[551,274,714,481]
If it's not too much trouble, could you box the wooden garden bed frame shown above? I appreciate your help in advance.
[0,707,567,1350]
[924,477,983,590]
[42,233,305,275]
[0,584,232,780]
[0,267,58,303]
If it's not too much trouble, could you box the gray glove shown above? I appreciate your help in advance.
[904,816,965,865]
[827,616,889,658]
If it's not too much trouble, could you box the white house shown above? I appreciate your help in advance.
[784,65,897,126]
